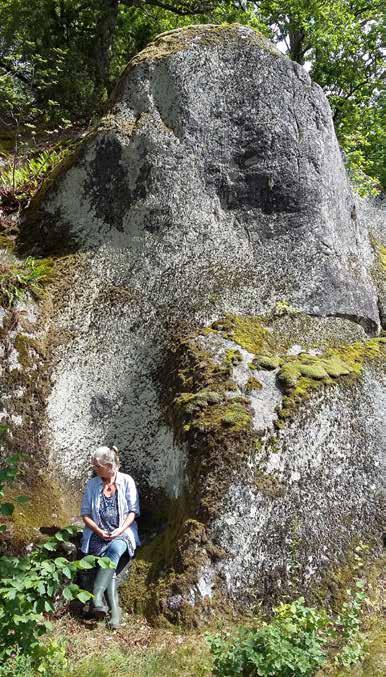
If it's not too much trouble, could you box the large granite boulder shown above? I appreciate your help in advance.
[2,24,384,619]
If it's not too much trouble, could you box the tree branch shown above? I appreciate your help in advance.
[121,0,216,16]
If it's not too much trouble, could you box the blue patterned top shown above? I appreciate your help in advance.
[88,491,129,556]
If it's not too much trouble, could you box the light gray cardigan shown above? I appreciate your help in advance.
[80,472,140,554]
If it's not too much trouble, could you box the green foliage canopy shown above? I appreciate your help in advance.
[0,0,384,189]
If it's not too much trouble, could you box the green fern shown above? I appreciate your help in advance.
[0,147,66,197]
[0,253,53,307]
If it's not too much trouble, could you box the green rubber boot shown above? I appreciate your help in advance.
[93,567,115,613]
[106,574,122,629]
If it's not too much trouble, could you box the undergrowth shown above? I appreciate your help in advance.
[0,250,53,307]
[0,147,68,205]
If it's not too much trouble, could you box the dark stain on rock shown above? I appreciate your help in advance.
[86,136,131,233]
[90,394,114,419]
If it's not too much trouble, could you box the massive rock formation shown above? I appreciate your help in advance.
[2,25,384,618]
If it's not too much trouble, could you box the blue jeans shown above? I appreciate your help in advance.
[103,538,128,567]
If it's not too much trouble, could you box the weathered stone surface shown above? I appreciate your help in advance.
[209,353,385,605]
[6,24,384,615]
[360,196,386,328]
[27,25,380,323]
[22,25,381,485]
[154,312,384,613]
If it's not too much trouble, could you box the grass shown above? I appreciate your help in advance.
[46,613,213,677]
[0,147,67,202]
[49,552,385,677]
[0,249,53,307]
[63,644,212,676]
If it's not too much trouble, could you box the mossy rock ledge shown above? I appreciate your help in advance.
[2,24,385,623]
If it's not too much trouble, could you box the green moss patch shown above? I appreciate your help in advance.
[224,348,243,367]
[275,339,385,424]
[207,312,385,428]
[121,24,280,76]
[227,315,272,354]
[255,470,285,498]
[4,478,78,549]
[184,399,252,434]
[175,388,223,418]
[245,376,263,393]
[120,505,216,626]
[251,354,282,370]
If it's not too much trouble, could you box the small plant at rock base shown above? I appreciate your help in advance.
[0,147,68,203]
[332,580,369,668]
[207,598,330,676]
[208,587,371,676]
[0,250,53,307]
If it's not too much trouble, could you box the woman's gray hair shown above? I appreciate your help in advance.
[91,446,120,468]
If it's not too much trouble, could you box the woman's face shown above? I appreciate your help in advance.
[92,460,116,480]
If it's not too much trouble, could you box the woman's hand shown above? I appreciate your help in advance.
[82,516,111,540]
[107,527,123,539]
[98,529,112,540]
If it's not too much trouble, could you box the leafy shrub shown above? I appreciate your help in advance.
[208,588,371,677]
[0,526,114,673]
[0,250,53,307]
[208,598,330,676]
[0,640,67,677]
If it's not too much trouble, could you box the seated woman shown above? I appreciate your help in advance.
[80,446,140,628]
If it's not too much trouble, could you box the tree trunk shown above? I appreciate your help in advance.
[288,27,306,65]
[93,0,120,108]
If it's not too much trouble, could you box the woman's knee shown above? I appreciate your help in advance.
[104,539,127,566]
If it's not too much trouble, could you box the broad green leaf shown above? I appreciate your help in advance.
[99,557,115,569]
[77,590,93,603]
[78,559,94,570]
[62,585,75,601]
[15,495,29,504]
[0,502,14,516]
